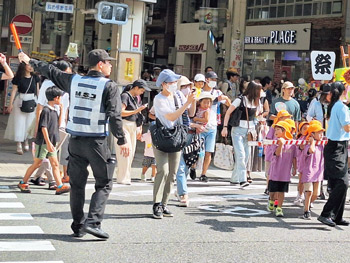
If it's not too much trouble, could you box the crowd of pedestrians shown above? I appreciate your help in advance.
[1,49,349,239]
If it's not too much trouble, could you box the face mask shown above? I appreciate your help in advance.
[208,81,217,88]
[166,83,178,93]
[181,87,190,96]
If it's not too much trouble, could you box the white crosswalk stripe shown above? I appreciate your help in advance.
[0,226,44,234]
[0,202,25,208]
[0,241,55,251]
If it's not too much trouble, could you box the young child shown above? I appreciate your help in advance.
[192,92,214,132]
[140,129,156,182]
[300,123,325,219]
[267,120,297,217]
[264,110,292,195]
[17,86,70,195]
[293,121,310,206]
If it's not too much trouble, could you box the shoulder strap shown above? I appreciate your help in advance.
[24,76,33,95]
[126,91,139,108]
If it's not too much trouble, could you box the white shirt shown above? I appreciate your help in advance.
[232,96,261,128]
[206,89,224,129]
[154,91,187,129]
[38,79,69,128]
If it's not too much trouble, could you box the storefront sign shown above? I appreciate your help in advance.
[230,40,242,74]
[178,43,204,52]
[311,51,335,80]
[46,2,74,14]
[10,35,32,44]
[245,23,311,50]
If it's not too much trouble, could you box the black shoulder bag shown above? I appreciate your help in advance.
[150,94,188,153]
[20,77,37,113]
[228,95,244,127]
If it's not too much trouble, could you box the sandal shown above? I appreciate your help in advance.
[247,176,253,184]
[30,177,46,186]
[48,182,57,190]
[199,175,209,182]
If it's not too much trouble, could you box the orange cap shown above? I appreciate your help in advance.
[309,120,322,126]
[285,119,296,130]
[306,123,325,139]
[272,120,293,140]
[273,110,292,125]
[298,121,309,131]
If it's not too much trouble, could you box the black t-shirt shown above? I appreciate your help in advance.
[12,74,40,94]
[35,106,59,146]
[121,92,139,122]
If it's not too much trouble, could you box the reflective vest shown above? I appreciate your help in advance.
[66,75,110,136]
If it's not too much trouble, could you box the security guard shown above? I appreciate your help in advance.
[19,50,130,239]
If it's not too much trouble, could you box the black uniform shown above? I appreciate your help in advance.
[30,59,126,233]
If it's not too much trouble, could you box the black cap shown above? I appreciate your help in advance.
[321,83,331,94]
[205,71,218,79]
[133,79,151,91]
[88,49,116,67]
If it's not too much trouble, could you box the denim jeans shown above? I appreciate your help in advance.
[176,133,195,196]
[231,126,250,183]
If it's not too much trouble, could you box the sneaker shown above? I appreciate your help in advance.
[240,182,249,188]
[23,141,29,152]
[190,168,196,180]
[30,177,46,186]
[302,211,311,220]
[264,188,269,195]
[140,174,146,182]
[18,182,31,193]
[199,175,208,182]
[152,203,163,219]
[310,202,314,209]
[293,198,304,207]
[62,176,70,183]
[151,176,155,182]
[275,207,284,217]
[179,194,189,207]
[48,182,57,190]
[16,143,23,155]
[162,205,174,217]
[55,184,70,195]
[267,200,274,212]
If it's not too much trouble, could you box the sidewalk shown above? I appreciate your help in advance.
[0,113,265,181]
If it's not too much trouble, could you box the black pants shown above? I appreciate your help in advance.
[321,140,349,222]
[68,136,115,230]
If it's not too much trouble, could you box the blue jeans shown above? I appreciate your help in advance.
[200,128,217,153]
[231,126,250,183]
[176,133,195,196]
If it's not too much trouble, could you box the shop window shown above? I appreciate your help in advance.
[294,4,302,16]
[332,1,342,13]
[303,3,312,16]
[246,8,254,19]
[181,0,221,23]
[256,0,262,5]
[269,6,277,18]
[261,7,269,18]
[247,0,255,7]
[254,8,262,19]
[262,0,269,5]
[312,2,321,15]
[285,5,294,16]
[277,6,285,17]
[286,0,294,3]
[279,0,285,3]
[271,0,277,4]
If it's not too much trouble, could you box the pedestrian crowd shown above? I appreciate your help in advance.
[1,49,349,239]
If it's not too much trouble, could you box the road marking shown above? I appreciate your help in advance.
[198,205,270,216]
[0,241,55,251]
[0,186,10,189]
[0,202,24,208]
[0,262,64,263]
[0,226,44,234]
[0,193,17,199]
[0,213,33,220]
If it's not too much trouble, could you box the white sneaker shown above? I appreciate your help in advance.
[16,143,23,155]
[23,140,29,152]
[140,174,146,182]
[179,195,189,207]
[310,202,314,208]
[293,198,304,207]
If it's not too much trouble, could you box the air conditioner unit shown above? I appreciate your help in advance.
[168,47,176,65]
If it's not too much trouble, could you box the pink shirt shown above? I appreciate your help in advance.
[141,132,154,158]
[195,107,210,126]
[300,144,324,183]
[264,127,276,162]
[269,144,297,182]
[296,135,306,173]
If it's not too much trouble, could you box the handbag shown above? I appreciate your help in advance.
[213,137,234,170]
[183,134,204,168]
[245,99,257,142]
[20,77,36,113]
[228,95,244,127]
[150,94,188,153]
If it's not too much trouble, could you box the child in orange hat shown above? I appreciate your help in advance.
[267,121,297,217]
[264,110,292,195]
[293,121,310,207]
[300,123,325,220]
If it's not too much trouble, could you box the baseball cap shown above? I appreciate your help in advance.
[156,69,181,87]
[205,71,218,79]
[282,81,294,89]
[321,83,331,94]
[88,49,116,67]
[194,73,205,82]
[133,79,151,91]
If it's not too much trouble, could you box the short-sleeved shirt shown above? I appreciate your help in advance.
[207,89,224,129]
[270,97,301,121]
[35,105,60,146]
[154,91,187,129]
[326,100,350,141]
[121,92,139,122]
[232,96,261,128]
[300,144,324,183]
[269,144,297,182]
[37,79,69,128]
[141,132,154,157]
[306,97,325,123]
[12,74,40,94]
